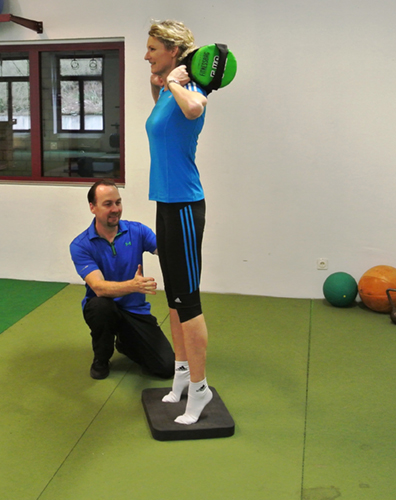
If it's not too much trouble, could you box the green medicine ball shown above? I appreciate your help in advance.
[185,44,237,93]
[323,272,358,307]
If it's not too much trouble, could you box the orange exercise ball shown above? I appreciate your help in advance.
[358,265,396,313]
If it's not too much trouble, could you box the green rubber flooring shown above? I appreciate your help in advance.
[0,281,395,500]
[0,279,68,334]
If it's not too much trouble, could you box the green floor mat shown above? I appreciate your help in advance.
[0,288,311,500]
[0,279,68,334]
[303,301,396,498]
[1,285,395,499]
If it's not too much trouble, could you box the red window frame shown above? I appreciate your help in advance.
[0,40,125,184]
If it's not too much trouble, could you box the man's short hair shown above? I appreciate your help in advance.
[87,180,117,205]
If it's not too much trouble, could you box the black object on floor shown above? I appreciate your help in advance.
[141,386,235,441]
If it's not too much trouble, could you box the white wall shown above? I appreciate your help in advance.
[1,0,396,298]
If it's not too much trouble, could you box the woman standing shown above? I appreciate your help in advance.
[145,20,212,425]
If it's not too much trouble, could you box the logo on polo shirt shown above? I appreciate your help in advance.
[125,241,132,246]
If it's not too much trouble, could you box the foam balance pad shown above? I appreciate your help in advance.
[141,386,235,441]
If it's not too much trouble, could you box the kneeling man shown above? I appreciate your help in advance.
[70,180,174,380]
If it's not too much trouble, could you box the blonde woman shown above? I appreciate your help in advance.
[145,20,212,425]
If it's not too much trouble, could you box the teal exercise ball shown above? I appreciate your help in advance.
[323,272,358,307]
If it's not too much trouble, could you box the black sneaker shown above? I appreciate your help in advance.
[90,359,110,380]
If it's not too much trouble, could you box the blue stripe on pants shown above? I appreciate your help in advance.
[180,205,200,293]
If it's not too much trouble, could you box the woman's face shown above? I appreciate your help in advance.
[144,36,178,78]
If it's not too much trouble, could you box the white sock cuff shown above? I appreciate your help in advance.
[189,378,208,392]
[175,360,189,371]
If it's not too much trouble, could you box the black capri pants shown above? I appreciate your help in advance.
[156,199,206,323]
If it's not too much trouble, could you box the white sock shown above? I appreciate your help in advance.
[174,379,213,425]
[162,361,190,403]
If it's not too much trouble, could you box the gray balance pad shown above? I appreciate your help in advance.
[141,386,235,441]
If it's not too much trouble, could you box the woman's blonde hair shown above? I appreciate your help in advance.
[148,20,197,62]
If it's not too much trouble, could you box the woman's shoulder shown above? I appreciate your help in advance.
[185,81,207,97]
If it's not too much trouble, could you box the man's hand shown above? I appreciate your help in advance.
[132,264,157,295]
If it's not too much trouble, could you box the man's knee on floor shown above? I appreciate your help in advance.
[155,357,175,379]
[145,348,175,379]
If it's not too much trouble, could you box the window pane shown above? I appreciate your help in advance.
[41,49,120,178]
[61,81,80,130]
[84,80,103,130]
[12,81,30,130]
[0,82,8,121]
[0,59,29,77]
[0,53,31,177]
[60,57,103,77]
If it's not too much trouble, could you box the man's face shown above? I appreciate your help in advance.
[90,185,122,231]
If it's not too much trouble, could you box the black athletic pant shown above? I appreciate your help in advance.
[156,200,205,322]
[83,297,174,379]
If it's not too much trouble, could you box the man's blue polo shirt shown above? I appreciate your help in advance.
[70,219,157,314]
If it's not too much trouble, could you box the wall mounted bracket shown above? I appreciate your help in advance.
[0,14,43,33]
